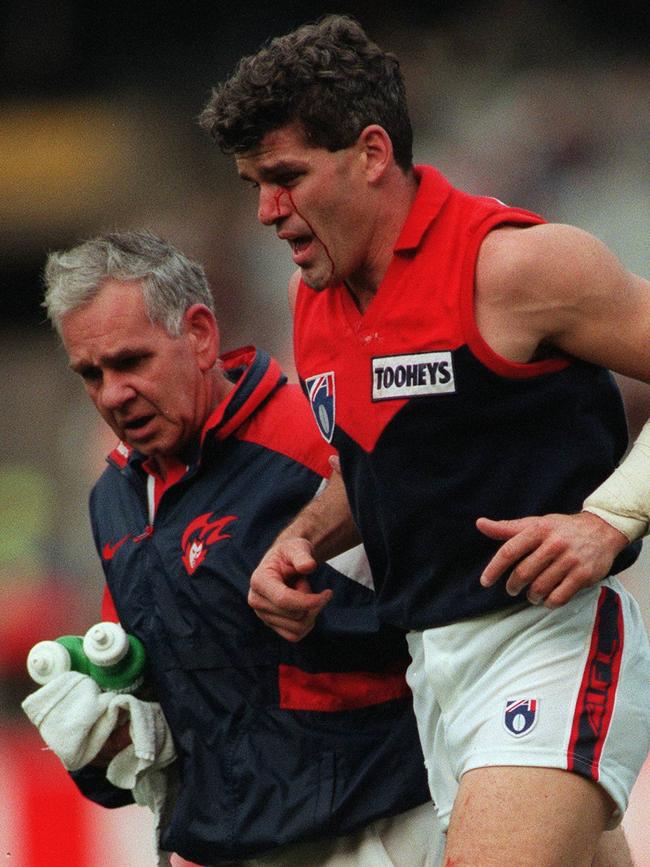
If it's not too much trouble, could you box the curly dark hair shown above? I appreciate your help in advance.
[199,15,413,172]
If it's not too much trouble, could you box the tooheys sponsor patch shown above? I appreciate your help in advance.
[372,351,455,400]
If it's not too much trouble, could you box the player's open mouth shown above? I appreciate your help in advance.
[290,236,313,263]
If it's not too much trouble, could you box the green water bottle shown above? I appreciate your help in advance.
[83,621,147,693]
[27,635,91,685]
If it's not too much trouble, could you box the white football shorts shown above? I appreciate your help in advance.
[405,577,650,831]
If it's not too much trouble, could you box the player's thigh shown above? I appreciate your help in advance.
[444,765,613,867]
[373,799,444,867]
[592,825,634,867]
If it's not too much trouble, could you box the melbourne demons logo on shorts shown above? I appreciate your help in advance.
[504,698,539,737]
[305,371,336,443]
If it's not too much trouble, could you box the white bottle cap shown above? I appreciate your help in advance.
[27,641,71,685]
[83,621,129,667]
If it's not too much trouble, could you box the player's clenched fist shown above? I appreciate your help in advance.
[249,538,333,641]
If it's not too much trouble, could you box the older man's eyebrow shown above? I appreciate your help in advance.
[69,347,151,373]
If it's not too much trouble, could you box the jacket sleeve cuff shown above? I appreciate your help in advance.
[69,765,135,808]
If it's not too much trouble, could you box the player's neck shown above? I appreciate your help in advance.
[345,179,418,312]
[344,281,375,313]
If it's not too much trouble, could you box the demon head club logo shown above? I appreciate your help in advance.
[181,512,237,575]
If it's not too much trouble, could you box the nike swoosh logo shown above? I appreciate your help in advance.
[102,534,132,560]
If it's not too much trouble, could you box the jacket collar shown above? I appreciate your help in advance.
[201,346,285,444]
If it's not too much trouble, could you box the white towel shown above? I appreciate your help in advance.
[22,671,177,867]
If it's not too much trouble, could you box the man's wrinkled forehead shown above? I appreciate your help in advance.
[244,120,311,154]
[236,124,316,172]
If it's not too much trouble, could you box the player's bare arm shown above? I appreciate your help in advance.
[248,461,361,640]
[475,222,650,375]
[476,223,650,605]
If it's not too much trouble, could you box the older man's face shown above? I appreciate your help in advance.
[62,279,211,458]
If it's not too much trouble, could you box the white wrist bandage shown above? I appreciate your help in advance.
[582,420,650,541]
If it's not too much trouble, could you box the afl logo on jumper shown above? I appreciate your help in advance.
[504,698,539,737]
[181,512,237,575]
[372,351,455,401]
[305,371,336,443]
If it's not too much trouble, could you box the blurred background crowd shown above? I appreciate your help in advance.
[1,1,649,863]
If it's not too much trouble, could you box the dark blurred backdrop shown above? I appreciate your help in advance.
[2,0,649,326]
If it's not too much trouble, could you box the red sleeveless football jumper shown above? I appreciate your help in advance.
[294,166,638,630]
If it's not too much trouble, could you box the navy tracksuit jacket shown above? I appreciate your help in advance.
[71,346,430,865]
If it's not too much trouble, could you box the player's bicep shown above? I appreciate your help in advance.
[503,223,650,382]
[547,232,650,381]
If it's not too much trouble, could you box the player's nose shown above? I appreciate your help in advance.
[258,186,292,226]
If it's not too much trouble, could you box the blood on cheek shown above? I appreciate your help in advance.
[273,187,336,282]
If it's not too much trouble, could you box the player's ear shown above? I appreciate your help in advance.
[357,124,393,183]
[184,304,219,371]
